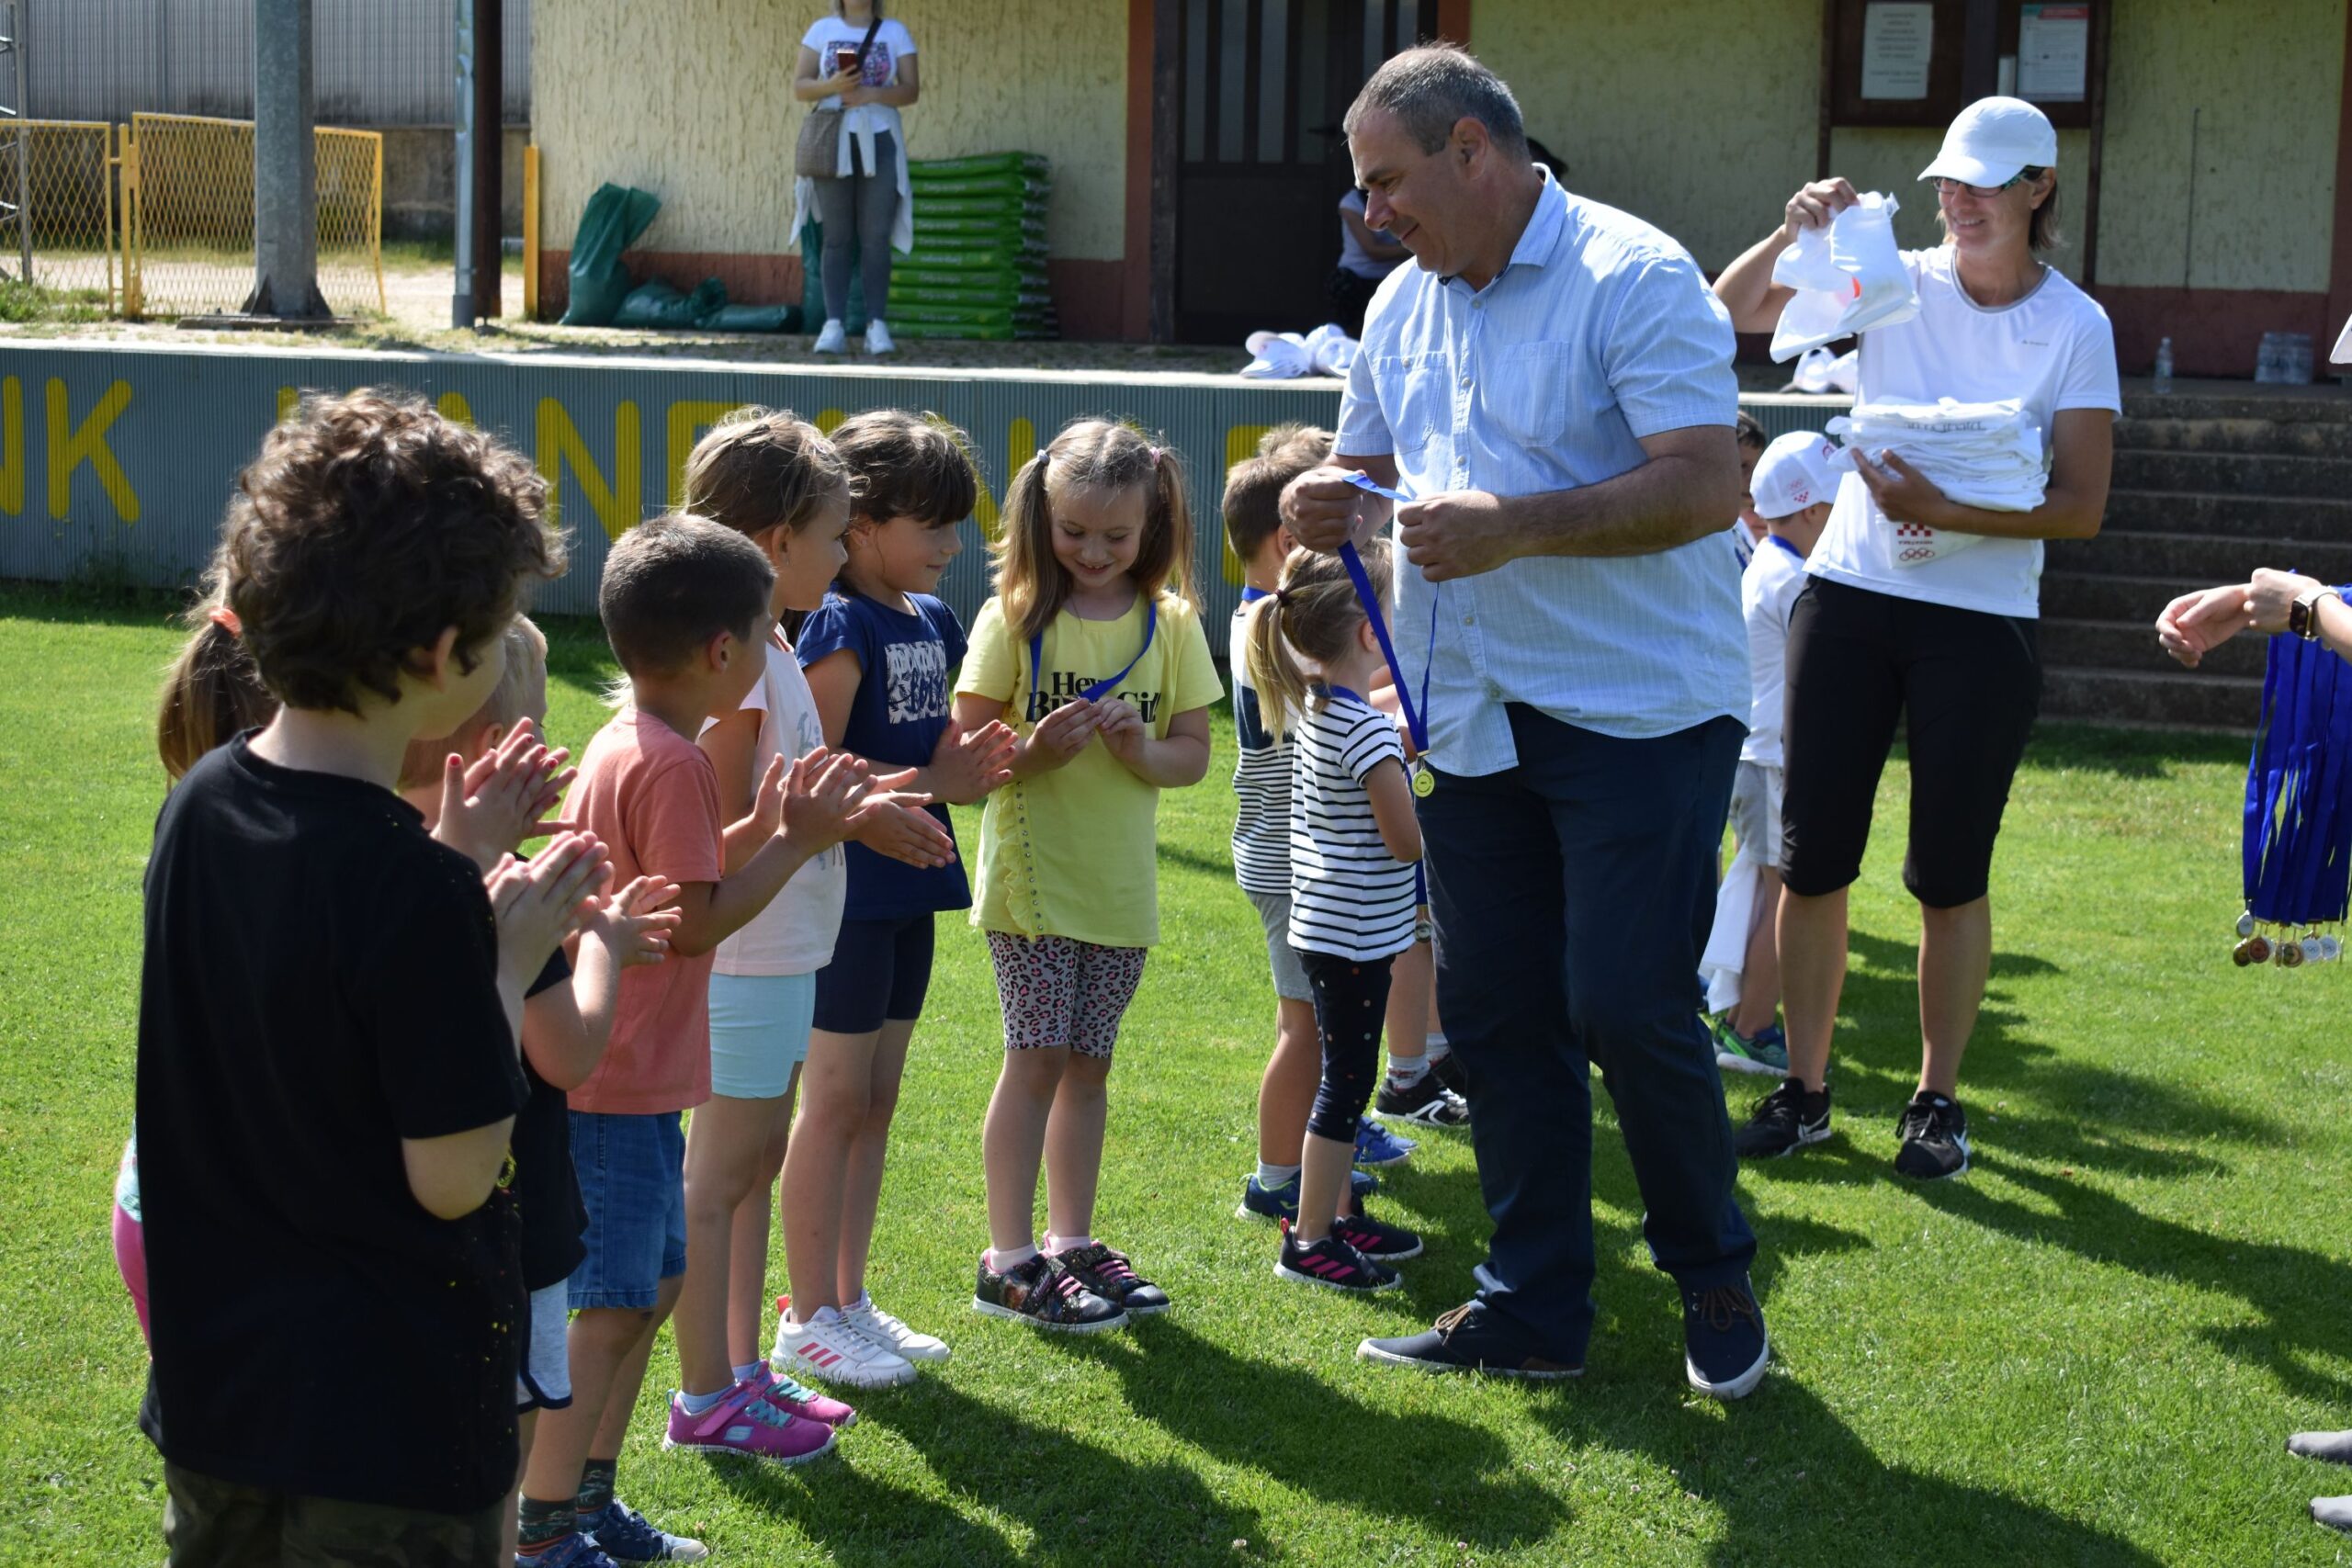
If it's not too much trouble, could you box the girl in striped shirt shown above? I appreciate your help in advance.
[1243,542,1426,1293]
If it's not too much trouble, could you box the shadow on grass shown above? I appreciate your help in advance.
[1062,1315,1566,1551]
[709,1375,1267,1567]
[1528,1376,2163,1567]
[2021,720,2247,779]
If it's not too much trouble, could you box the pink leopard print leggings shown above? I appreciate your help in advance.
[985,932,1148,1058]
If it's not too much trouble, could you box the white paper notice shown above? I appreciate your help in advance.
[1860,2,1935,100]
[2018,2,2089,102]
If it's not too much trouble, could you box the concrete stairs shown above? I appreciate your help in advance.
[2041,385,2352,732]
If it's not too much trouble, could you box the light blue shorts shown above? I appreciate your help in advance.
[707,971,818,1100]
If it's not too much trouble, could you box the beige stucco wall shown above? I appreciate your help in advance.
[1476,0,2343,293]
[534,0,1130,261]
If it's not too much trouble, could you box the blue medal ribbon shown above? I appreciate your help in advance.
[1028,598,1157,715]
[1337,472,1439,776]
[2245,590,2352,928]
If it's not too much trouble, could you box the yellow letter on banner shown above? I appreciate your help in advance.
[0,378,22,516]
[48,378,139,522]
[1219,424,1274,584]
[974,417,1037,541]
[436,391,476,427]
[666,400,738,508]
[537,398,641,540]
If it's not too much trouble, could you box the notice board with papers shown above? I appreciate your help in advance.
[1826,0,2103,130]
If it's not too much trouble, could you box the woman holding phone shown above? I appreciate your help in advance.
[793,1,919,355]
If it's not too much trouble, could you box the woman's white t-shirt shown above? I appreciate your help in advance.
[1806,246,2121,619]
[802,16,915,147]
[708,634,846,976]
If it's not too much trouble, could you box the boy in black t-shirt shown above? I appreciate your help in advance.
[137,390,604,1566]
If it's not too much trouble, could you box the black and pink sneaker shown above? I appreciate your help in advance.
[1054,1241,1171,1315]
[1334,1205,1423,1262]
[1276,1224,1398,1292]
[971,1251,1127,1333]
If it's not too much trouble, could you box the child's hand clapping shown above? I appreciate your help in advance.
[1018,698,1102,776]
[486,830,610,983]
[781,748,875,853]
[579,872,682,967]
[435,718,577,872]
[927,718,1019,803]
[847,769,957,868]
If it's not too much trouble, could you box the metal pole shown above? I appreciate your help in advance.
[244,0,324,318]
[471,0,501,320]
[450,0,474,327]
[15,2,30,288]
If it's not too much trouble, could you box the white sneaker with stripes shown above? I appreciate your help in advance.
[771,1305,916,1389]
[842,1294,951,1363]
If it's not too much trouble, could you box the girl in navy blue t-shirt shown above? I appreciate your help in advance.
[777,411,1017,1386]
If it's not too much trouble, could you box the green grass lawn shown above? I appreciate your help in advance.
[4,582,2348,1566]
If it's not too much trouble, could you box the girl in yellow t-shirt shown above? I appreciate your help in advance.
[955,417,1225,1332]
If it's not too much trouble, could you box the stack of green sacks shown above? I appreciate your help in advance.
[891,152,1056,341]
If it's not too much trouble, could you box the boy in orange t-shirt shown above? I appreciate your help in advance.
[517,515,876,1559]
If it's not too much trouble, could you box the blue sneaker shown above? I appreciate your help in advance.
[1712,1016,1790,1077]
[1354,1118,1415,1167]
[1682,1278,1770,1400]
[1236,1168,1375,1224]
[582,1500,709,1563]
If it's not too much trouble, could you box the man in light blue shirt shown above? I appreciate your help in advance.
[1283,44,1766,1398]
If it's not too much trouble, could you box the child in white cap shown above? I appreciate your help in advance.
[1703,431,1841,1077]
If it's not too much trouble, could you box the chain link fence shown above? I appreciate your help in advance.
[120,112,381,318]
[6,119,117,310]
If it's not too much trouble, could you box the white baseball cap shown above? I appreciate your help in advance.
[1918,97,2058,187]
[1750,431,1843,520]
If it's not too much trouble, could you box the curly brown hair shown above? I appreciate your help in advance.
[220,388,562,716]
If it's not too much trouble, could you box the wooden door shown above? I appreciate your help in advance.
[1172,0,1427,345]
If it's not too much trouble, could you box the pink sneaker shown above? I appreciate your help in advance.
[748,1359,859,1428]
[662,1380,836,1464]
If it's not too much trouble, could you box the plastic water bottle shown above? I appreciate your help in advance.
[2153,336,2174,396]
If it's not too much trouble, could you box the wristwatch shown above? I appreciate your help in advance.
[2290,584,2342,641]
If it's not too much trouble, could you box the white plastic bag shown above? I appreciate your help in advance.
[1788,344,1858,395]
[1770,192,1918,363]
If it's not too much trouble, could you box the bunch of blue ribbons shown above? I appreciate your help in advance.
[2237,604,2352,967]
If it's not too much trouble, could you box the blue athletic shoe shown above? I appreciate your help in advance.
[1354,1118,1415,1167]
[582,1501,708,1563]
[1236,1168,1376,1224]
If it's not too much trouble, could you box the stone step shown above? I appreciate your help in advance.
[2041,571,2206,623]
[2101,488,2352,539]
[2115,413,2352,458]
[2041,664,2261,733]
[2110,448,2352,497]
[2120,388,2352,424]
[2040,615,2267,680]
[2052,529,2352,583]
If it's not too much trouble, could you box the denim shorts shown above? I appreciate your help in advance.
[566,1111,686,1311]
[708,971,817,1100]
[515,1280,573,1412]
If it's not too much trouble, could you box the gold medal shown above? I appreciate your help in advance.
[1411,761,1435,798]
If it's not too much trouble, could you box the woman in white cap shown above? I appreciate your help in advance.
[1707,96,2120,1179]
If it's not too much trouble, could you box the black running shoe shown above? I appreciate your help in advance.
[1052,1242,1170,1315]
[1682,1278,1770,1400]
[1333,1203,1422,1262]
[1375,1072,1472,1129]
[1894,1091,1970,1179]
[1275,1224,1397,1292]
[1429,1049,1468,1097]
[1357,1302,1582,1380]
[971,1252,1126,1333]
[1734,1077,1832,1159]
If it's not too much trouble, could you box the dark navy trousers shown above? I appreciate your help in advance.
[1422,705,1755,1359]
